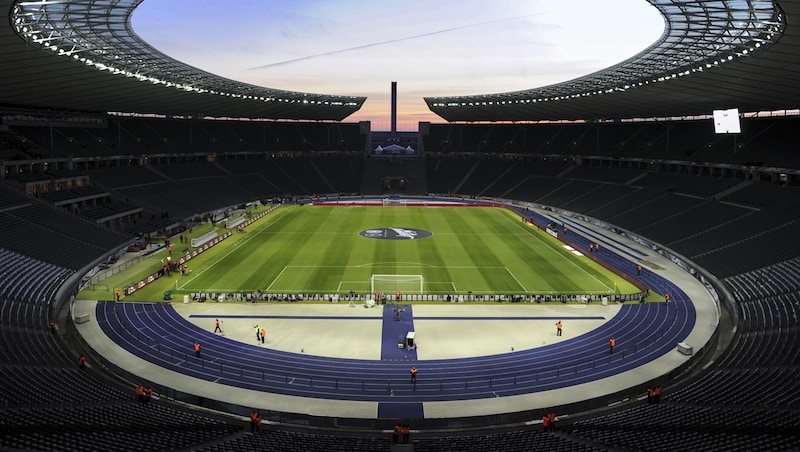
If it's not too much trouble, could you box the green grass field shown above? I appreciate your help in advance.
[80,205,640,301]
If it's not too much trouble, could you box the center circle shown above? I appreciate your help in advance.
[358,227,433,240]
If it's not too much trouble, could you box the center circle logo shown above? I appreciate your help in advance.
[359,227,433,240]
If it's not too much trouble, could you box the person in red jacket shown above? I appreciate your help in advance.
[136,384,145,403]
[78,355,87,370]
[548,412,556,432]
[194,342,201,357]
[145,387,152,404]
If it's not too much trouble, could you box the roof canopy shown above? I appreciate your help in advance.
[2,1,799,123]
[1,0,365,120]
[425,1,800,122]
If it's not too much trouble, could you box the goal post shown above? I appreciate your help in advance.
[370,274,424,294]
[382,198,407,207]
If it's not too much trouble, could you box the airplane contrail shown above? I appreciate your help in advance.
[247,13,539,71]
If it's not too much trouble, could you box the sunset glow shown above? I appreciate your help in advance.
[132,0,663,130]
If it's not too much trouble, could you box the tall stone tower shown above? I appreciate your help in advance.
[391,81,397,138]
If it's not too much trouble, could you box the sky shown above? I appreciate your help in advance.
[132,0,664,131]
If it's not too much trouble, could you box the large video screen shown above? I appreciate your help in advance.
[713,108,741,134]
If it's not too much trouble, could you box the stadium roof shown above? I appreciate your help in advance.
[0,0,365,121]
[426,0,800,122]
[0,1,798,123]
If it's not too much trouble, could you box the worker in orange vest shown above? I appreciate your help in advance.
[194,342,201,357]
[555,321,562,336]
[609,337,616,354]
[250,410,259,433]
[49,320,56,334]
[548,412,556,432]
[542,413,550,432]
[410,367,417,387]
[637,265,642,275]
[145,386,152,404]
[115,289,121,301]
[654,385,662,404]
[260,328,266,344]
[214,319,222,333]
[647,387,654,404]
[392,424,401,444]
[78,355,87,370]
[136,384,145,403]
[665,293,670,304]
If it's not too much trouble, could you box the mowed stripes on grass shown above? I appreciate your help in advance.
[178,205,633,296]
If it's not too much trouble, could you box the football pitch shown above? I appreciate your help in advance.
[160,205,636,297]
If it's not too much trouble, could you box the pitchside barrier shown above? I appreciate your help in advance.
[194,291,647,303]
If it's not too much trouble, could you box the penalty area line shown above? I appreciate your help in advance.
[505,267,528,292]
[266,266,288,291]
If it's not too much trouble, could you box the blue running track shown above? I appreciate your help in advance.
[96,298,693,401]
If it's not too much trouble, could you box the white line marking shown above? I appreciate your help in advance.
[505,267,528,292]
[178,208,290,290]
[504,210,615,294]
[266,266,288,291]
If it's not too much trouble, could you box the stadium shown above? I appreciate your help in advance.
[1,1,799,451]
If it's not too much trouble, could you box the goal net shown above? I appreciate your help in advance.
[382,198,407,207]
[370,274,424,294]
